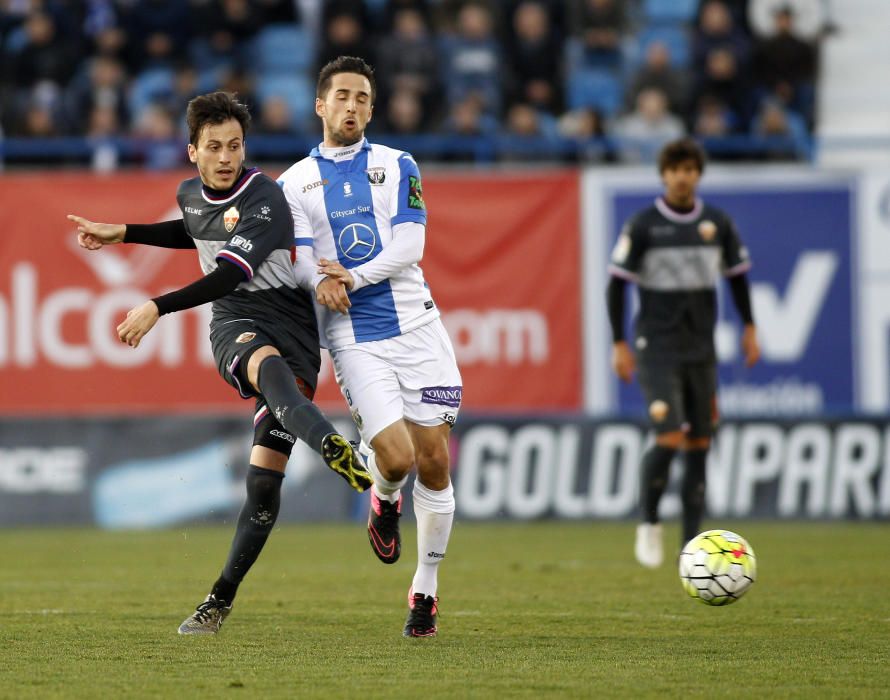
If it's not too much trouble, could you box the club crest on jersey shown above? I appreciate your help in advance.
[366,167,386,185]
[343,181,353,198]
[698,220,717,241]
[224,206,240,232]
[235,332,256,344]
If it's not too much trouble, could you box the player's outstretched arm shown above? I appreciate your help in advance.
[68,214,125,249]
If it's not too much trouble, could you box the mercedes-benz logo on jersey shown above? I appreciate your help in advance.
[338,223,376,261]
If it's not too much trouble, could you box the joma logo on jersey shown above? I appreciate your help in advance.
[302,179,328,193]
[230,235,253,252]
[421,386,462,408]
[223,206,240,232]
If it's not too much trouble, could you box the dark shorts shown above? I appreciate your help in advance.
[637,359,717,437]
[210,318,320,458]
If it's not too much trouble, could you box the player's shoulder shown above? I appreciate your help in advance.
[700,201,736,228]
[177,175,203,199]
[368,142,419,170]
[626,203,661,231]
[276,155,319,191]
[238,169,287,205]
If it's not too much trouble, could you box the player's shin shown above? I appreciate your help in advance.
[639,445,675,523]
[411,479,455,597]
[681,449,708,545]
[256,355,333,455]
[214,465,284,604]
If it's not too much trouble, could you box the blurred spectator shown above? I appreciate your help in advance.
[752,5,817,124]
[253,0,301,24]
[382,87,426,135]
[443,93,498,136]
[557,106,611,162]
[376,7,440,119]
[204,0,264,63]
[87,102,123,172]
[64,55,129,135]
[3,10,81,89]
[439,2,503,118]
[693,1,752,73]
[15,82,64,137]
[567,0,626,69]
[506,1,563,114]
[611,86,685,162]
[626,40,688,117]
[255,95,295,135]
[316,7,375,71]
[692,94,736,138]
[123,1,190,72]
[748,0,826,40]
[750,97,808,160]
[132,102,182,169]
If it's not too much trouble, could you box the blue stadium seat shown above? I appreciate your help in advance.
[252,24,313,75]
[632,26,691,68]
[255,74,314,130]
[643,0,698,24]
[566,69,623,116]
[128,68,174,117]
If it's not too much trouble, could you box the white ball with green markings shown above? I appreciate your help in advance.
[679,530,756,606]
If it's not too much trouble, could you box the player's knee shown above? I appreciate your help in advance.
[683,436,711,451]
[373,441,415,480]
[656,431,685,450]
[246,346,282,390]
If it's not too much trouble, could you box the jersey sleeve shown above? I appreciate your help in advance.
[607,216,648,281]
[281,177,314,249]
[720,214,752,277]
[215,185,289,281]
[391,153,427,227]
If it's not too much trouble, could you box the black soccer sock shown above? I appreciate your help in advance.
[216,465,285,602]
[257,355,335,455]
[681,449,708,545]
[640,445,676,523]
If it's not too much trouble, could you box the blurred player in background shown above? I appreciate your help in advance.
[68,91,372,635]
[279,56,462,637]
[606,137,760,568]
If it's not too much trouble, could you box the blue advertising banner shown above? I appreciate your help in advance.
[607,175,854,417]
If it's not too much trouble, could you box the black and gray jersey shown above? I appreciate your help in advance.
[608,196,751,362]
[177,167,314,328]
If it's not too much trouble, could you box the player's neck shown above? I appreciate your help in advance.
[320,137,365,161]
[662,194,696,213]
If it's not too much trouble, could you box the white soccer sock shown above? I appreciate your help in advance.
[366,450,408,503]
[412,480,455,598]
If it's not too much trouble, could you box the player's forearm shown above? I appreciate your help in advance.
[727,273,754,325]
[152,259,245,315]
[606,275,627,342]
[125,220,196,249]
[349,221,425,291]
[293,245,322,293]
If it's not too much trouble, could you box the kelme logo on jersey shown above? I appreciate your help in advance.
[366,167,386,185]
[699,220,717,241]
[408,175,425,210]
[421,386,462,408]
[224,206,240,232]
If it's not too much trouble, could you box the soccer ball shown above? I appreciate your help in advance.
[678,530,756,606]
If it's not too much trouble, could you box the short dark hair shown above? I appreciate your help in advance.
[186,92,251,146]
[316,56,376,102]
[658,137,707,174]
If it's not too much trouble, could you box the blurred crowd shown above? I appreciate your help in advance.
[0,0,825,164]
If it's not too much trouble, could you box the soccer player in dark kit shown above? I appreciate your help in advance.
[606,137,760,568]
[68,91,372,634]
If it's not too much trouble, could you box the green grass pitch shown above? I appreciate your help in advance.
[1,521,888,698]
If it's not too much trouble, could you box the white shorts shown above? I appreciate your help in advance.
[329,318,463,444]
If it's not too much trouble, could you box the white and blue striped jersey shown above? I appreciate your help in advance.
[278,139,438,350]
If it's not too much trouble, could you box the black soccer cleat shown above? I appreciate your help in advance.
[177,594,232,635]
[367,490,402,564]
[404,588,438,638]
[321,433,373,492]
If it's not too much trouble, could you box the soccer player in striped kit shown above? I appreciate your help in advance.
[279,57,462,637]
